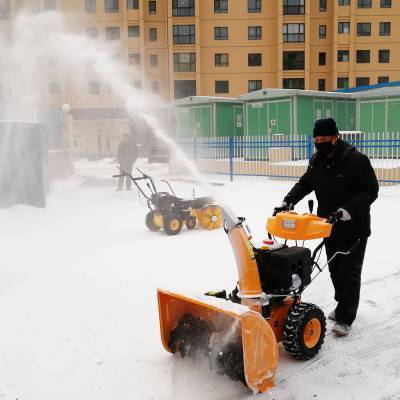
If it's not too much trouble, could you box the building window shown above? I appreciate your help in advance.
[215,53,229,67]
[283,23,305,42]
[149,1,156,13]
[379,49,390,63]
[283,0,305,15]
[49,81,60,94]
[149,28,157,41]
[215,80,229,93]
[320,0,327,11]
[248,53,262,66]
[319,52,326,65]
[127,0,139,9]
[44,0,56,10]
[318,79,326,91]
[89,81,100,94]
[173,25,195,44]
[214,26,228,40]
[248,0,261,12]
[105,0,119,12]
[85,0,96,13]
[214,0,228,13]
[339,0,350,5]
[174,80,196,99]
[338,50,349,61]
[129,53,141,65]
[283,51,305,70]
[172,0,195,16]
[105,27,120,40]
[356,49,370,63]
[248,26,262,40]
[248,80,262,92]
[128,25,140,37]
[380,22,390,36]
[86,27,98,38]
[357,23,371,36]
[380,0,391,7]
[151,81,159,93]
[319,25,326,38]
[150,54,158,66]
[357,0,371,7]
[378,76,389,83]
[173,53,196,72]
[338,21,350,34]
[283,78,305,89]
[337,77,349,89]
[356,77,370,87]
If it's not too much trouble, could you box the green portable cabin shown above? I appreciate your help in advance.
[354,86,400,134]
[175,96,244,138]
[239,89,356,136]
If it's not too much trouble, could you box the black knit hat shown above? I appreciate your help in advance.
[313,118,339,137]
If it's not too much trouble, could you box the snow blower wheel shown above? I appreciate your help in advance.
[163,214,183,236]
[145,211,160,231]
[282,302,326,360]
[186,216,197,230]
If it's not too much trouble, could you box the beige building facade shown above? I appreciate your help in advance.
[6,0,400,100]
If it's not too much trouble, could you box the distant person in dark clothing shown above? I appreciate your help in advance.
[278,118,379,336]
[117,134,137,191]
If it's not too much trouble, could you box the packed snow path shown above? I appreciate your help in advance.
[1,159,399,400]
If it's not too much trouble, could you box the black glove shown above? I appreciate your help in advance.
[273,202,290,216]
[328,210,344,224]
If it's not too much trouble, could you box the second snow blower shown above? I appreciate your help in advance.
[157,202,360,393]
[113,168,222,235]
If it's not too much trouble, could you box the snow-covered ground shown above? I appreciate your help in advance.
[1,159,400,400]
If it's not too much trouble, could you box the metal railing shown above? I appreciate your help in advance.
[178,132,400,185]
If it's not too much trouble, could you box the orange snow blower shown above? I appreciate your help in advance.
[157,203,359,393]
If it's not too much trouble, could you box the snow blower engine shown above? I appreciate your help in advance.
[113,168,222,235]
[157,201,360,393]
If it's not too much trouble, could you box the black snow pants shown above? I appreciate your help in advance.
[325,236,368,326]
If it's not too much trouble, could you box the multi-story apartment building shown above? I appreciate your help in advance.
[5,0,400,100]
[2,0,400,158]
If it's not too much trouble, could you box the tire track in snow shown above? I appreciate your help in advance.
[276,270,400,384]
[276,309,400,383]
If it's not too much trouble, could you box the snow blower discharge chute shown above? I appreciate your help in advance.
[157,203,360,393]
[113,168,222,235]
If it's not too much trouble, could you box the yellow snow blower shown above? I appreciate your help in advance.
[157,204,359,393]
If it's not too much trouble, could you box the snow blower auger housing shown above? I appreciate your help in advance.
[157,204,355,393]
[113,168,222,235]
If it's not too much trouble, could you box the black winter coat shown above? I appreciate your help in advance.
[283,139,379,238]
[117,138,138,170]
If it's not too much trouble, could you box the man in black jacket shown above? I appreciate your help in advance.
[280,118,379,336]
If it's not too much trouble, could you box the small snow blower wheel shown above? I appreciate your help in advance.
[282,302,326,360]
[186,216,197,230]
[164,214,183,236]
[145,211,160,231]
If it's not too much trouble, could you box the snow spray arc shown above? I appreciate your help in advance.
[0,11,223,206]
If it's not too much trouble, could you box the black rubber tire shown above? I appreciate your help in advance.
[186,216,197,230]
[282,302,326,360]
[145,211,160,231]
[163,214,183,235]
